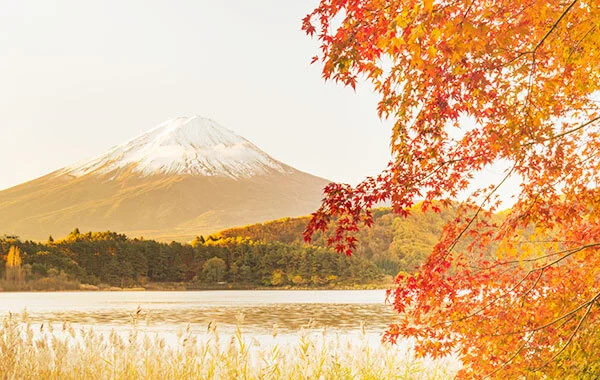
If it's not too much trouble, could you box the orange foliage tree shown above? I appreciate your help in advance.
[302,0,600,377]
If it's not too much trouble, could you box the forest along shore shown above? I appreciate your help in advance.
[0,207,454,292]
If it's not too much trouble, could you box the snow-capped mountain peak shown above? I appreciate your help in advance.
[65,116,292,179]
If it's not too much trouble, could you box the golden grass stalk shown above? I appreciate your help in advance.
[0,312,459,379]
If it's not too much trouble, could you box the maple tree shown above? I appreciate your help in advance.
[303,0,600,377]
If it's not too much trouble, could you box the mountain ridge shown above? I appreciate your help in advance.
[0,116,329,242]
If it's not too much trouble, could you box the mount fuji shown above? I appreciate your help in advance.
[64,116,295,179]
[0,116,329,241]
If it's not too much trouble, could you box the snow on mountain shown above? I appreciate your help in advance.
[64,116,292,179]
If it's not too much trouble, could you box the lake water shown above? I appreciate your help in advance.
[0,290,462,375]
[0,290,396,338]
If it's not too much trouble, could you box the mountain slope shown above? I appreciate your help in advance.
[0,116,329,241]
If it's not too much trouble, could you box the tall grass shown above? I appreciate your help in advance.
[0,311,459,379]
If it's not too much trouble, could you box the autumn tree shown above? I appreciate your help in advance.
[303,0,600,377]
[5,245,25,283]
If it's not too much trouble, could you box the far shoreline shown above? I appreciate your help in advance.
[0,282,394,293]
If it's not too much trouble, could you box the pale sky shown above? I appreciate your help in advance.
[0,0,392,191]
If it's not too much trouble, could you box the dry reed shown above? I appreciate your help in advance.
[0,311,459,379]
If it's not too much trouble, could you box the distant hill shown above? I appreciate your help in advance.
[218,206,459,275]
[0,116,329,241]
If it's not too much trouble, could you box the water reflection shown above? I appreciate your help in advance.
[0,290,396,335]
[30,303,394,333]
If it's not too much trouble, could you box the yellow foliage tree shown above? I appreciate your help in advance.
[5,246,24,283]
[6,246,22,267]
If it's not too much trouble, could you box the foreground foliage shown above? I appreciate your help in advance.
[0,312,458,380]
[303,0,600,377]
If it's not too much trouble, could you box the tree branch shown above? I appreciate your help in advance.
[533,0,579,53]
[535,295,596,371]
[523,116,600,147]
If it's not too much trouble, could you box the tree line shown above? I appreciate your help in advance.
[0,229,383,289]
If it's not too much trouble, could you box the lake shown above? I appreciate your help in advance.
[0,290,462,377]
[0,290,396,339]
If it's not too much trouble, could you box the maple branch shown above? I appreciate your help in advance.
[516,0,579,120]
[523,115,600,147]
[418,153,485,186]
[485,311,582,378]
[534,242,600,272]
[533,293,597,371]
[446,163,517,254]
[520,267,545,300]
[490,242,600,268]
[483,333,535,380]
[523,54,538,120]
[552,115,600,140]
[434,264,532,327]
[441,242,600,327]
[459,0,475,26]
[516,239,588,245]
[532,0,579,54]
[492,50,532,70]
[494,1,579,74]
[492,290,600,337]
[567,25,597,62]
